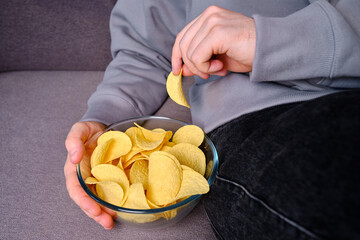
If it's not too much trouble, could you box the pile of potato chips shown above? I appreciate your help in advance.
[85,123,210,223]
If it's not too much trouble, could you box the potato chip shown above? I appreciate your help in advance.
[165,141,175,147]
[84,176,98,184]
[91,164,129,205]
[168,143,206,176]
[134,124,165,151]
[116,157,124,170]
[123,154,148,169]
[147,151,182,205]
[152,128,165,133]
[123,183,149,209]
[122,148,142,163]
[97,131,132,162]
[162,209,178,220]
[166,71,190,108]
[125,127,139,146]
[146,190,178,220]
[129,160,149,190]
[117,183,160,223]
[154,151,182,172]
[96,181,124,206]
[173,165,209,202]
[141,141,167,157]
[90,139,113,168]
[160,145,172,152]
[146,199,159,209]
[172,125,204,147]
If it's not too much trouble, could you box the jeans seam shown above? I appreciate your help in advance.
[216,175,322,240]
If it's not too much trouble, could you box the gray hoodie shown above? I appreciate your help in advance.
[81,0,360,133]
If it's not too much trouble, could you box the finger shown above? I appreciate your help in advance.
[64,156,102,217]
[101,206,117,220]
[92,211,114,230]
[209,65,227,76]
[181,64,210,79]
[180,6,228,78]
[172,19,196,75]
[171,40,183,76]
[64,153,114,230]
[173,16,210,78]
[189,30,227,74]
[65,126,87,164]
[179,20,211,78]
[65,123,89,164]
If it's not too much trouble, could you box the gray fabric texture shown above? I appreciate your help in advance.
[0,0,115,71]
[0,71,213,240]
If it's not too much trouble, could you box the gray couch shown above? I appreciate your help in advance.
[0,1,215,239]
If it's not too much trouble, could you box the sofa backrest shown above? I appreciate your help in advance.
[0,0,116,72]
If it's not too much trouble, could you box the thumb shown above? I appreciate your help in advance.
[65,123,89,164]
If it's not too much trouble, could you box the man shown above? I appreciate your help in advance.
[65,1,360,238]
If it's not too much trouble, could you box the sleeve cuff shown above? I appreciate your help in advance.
[250,0,336,82]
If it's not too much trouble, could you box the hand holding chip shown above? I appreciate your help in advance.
[64,121,116,230]
[171,5,256,79]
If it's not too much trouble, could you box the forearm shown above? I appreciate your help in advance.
[81,0,187,124]
[81,51,169,125]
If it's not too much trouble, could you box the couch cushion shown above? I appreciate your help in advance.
[0,71,214,240]
[0,0,115,71]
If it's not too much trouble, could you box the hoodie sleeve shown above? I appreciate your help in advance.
[250,0,360,88]
[81,0,186,125]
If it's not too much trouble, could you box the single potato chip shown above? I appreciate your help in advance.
[147,151,182,205]
[168,143,206,176]
[125,127,139,146]
[160,145,172,152]
[117,183,160,223]
[162,209,178,220]
[91,164,129,205]
[96,181,124,206]
[129,160,149,190]
[166,71,190,108]
[152,128,165,133]
[134,124,165,151]
[123,154,148,169]
[90,139,113,169]
[122,183,149,209]
[84,176,98,184]
[173,166,209,202]
[97,131,132,162]
[172,125,204,147]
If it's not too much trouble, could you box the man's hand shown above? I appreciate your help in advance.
[64,121,116,229]
[172,5,256,79]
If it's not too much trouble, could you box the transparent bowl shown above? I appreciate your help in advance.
[77,115,218,228]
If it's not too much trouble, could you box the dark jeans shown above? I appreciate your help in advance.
[204,90,360,240]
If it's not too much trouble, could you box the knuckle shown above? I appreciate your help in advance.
[64,137,72,150]
[211,24,226,35]
[190,52,200,64]
[205,5,221,15]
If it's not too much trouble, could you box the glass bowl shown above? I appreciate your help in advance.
[77,115,218,228]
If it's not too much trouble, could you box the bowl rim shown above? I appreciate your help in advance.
[76,115,219,214]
